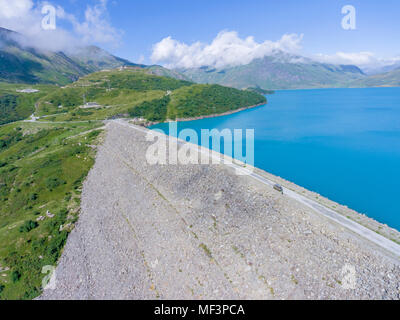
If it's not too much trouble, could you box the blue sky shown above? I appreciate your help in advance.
[1,0,400,68]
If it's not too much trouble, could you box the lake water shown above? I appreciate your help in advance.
[151,87,400,230]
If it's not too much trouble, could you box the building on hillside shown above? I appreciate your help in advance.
[80,102,102,109]
[16,89,39,93]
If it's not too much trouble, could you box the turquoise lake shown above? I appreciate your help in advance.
[151,87,400,230]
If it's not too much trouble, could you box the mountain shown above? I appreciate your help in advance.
[363,63,400,76]
[3,26,398,90]
[0,27,140,85]
[31,68,266,123]
[67,45,143,73]
[177,51,367,90]
[350,67,400,87]
[146,65,191,81]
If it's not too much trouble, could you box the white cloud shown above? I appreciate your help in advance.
[150,30,400,72]
[313,51,400,72]
[66,0,122,47]
[151,30,304,69]
[0,0,121,52]
[313,51,379,67]
[0,0,33,19]
[0,0,36,32]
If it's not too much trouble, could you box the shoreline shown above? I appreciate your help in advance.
[141,102,267,127]
[273,85,400,91]
[172,102,267,123]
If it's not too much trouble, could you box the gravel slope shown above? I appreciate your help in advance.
[40,120,400,300]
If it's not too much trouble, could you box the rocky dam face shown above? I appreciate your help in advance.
[40,120,400,300]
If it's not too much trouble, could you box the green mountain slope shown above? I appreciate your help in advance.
[0,27,139,85]
[0,28,190,86]
[0,121,102,300]
[34,68,266,123]
[363,62,400,75]
[0,83,56,125]
[178,51,367,90]
[67,45,143,73]
[146,65,191,81]
[350,67,400,87]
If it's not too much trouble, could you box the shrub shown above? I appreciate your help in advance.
[23,287,39,300]
[19,220,39,233]
[11,271,21,283]
[45,177,66,190]
[88,130,101,139]
[128,96,170,122]
[46,231,68,264]
[29,193,38,201]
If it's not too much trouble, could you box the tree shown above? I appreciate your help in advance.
[19,220,39,233]
[11,271,21,283]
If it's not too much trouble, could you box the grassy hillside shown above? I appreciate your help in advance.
[0,83,56,125]
[0,27,140,85]
[350,68,400,87]
[33,69,266,123]
[0,68,265,299]
[1,44,90,85]
[0,28,191,86]
[165,84,266,119]
[146,65,191,81]
[0,122,103,299]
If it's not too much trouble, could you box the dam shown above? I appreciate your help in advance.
[40,120,400,300]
